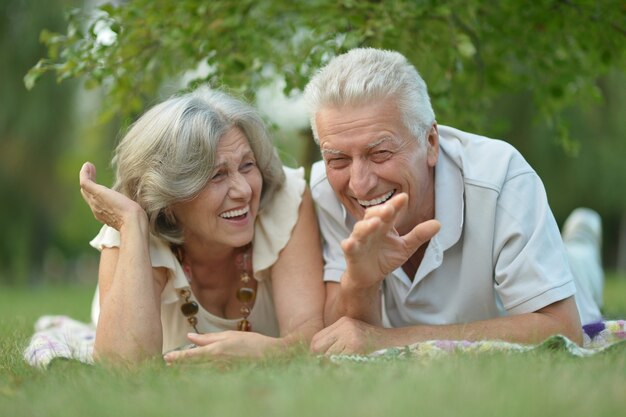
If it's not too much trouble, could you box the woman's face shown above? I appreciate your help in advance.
[171,127,263,252]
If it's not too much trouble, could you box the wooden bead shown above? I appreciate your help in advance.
[237,319,251,332]
[236,287,255,303]
[181,300,199,317]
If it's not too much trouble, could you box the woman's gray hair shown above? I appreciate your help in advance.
[303,48,436,144]
[112,87,285,245]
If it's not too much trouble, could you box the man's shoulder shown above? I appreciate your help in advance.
[310,160,327,190]
[438,125,536,191]
[309,160,350,232]
[309,161,336,202]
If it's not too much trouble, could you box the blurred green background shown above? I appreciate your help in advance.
[1,0,625,286]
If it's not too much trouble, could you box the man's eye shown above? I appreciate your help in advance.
[370,150,392,162]
[326,157,349,168]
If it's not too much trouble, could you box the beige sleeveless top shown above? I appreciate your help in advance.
[89,166,305,353]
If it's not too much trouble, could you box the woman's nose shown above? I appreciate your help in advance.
[228,172,252,199]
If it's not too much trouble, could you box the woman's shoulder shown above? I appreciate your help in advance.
[280,165,306,192]
[263,165,306,214]
[89,225,179,272]
[252,165,306,273]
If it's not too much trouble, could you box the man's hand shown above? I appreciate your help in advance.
[310,316,389,355]
[341,192,440,289]
[322,193,440,326]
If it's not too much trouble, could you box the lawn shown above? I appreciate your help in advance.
[1,276,625,417]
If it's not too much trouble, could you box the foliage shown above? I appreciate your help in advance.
[25,0,626,139]
[7,0,626,281]
[0,0,85,284]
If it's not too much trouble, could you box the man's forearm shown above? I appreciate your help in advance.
[324,278,383,326]
[378,297,583,348]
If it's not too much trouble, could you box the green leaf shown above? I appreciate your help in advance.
[23,60,47,90]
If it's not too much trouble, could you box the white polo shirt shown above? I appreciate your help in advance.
[310,125,576,327]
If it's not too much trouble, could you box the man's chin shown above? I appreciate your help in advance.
[347,205,366,221]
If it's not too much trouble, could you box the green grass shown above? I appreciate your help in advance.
[603,272,626,319]
[1,278,625,417]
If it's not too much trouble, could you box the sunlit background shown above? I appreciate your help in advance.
[1,0,625,287]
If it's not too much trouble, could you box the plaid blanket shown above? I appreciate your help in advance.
[330,320,626,363]
[23,316,95,368]
[23,316,625,368]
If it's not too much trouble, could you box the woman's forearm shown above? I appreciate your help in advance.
[278,316,325,350]
[94,212,164,362]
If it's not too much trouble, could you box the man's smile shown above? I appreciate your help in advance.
[357,190,396,208]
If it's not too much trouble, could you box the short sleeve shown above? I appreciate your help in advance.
[252,166,306,275]
[310,160,350,282]
[89,225,121,250]
[89,225,189,305]
[493,173,576,314]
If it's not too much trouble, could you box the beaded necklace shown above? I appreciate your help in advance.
[176,244,256,333]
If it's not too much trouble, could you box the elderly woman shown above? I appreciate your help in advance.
[79,87,324,363]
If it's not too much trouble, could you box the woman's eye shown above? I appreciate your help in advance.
[211,171,225,180]
[241,161,256,171]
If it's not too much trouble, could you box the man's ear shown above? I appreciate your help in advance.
[426,123,439,167]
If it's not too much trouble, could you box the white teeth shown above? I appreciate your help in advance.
[357,190,395,207]
[220,207,249,219]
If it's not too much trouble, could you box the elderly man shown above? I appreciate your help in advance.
[304,48,584,355]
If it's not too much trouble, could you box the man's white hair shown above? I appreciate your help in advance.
[303,48,436,144]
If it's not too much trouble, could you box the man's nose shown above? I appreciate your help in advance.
[348,159,376,198]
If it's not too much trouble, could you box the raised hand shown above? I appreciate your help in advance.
[341,193,440,288]
[79,162,146,231]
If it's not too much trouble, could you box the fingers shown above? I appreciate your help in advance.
[310,317,362,355]
[163,331,265,364]
[310,319,341,354]
[79,162,96,188]
[355,192,408,239]
[403,219,441,251]
[311,332,345,355]
[362,192,407,224]
[163,345,203,364]
[341,217,381,254]
[79,162,105,200]
[359,192,440,252]
[163,333,222,363]
[186,332,222,346]
[342,194,408,255]
[310,317,377,355]
[386,192,409,214]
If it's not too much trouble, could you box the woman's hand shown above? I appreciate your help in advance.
[162,331,285,363]
[79,162,146,231]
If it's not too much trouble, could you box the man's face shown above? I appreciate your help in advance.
[316,99,439,235]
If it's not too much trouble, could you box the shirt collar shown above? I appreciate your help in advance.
[432,142,464,253]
